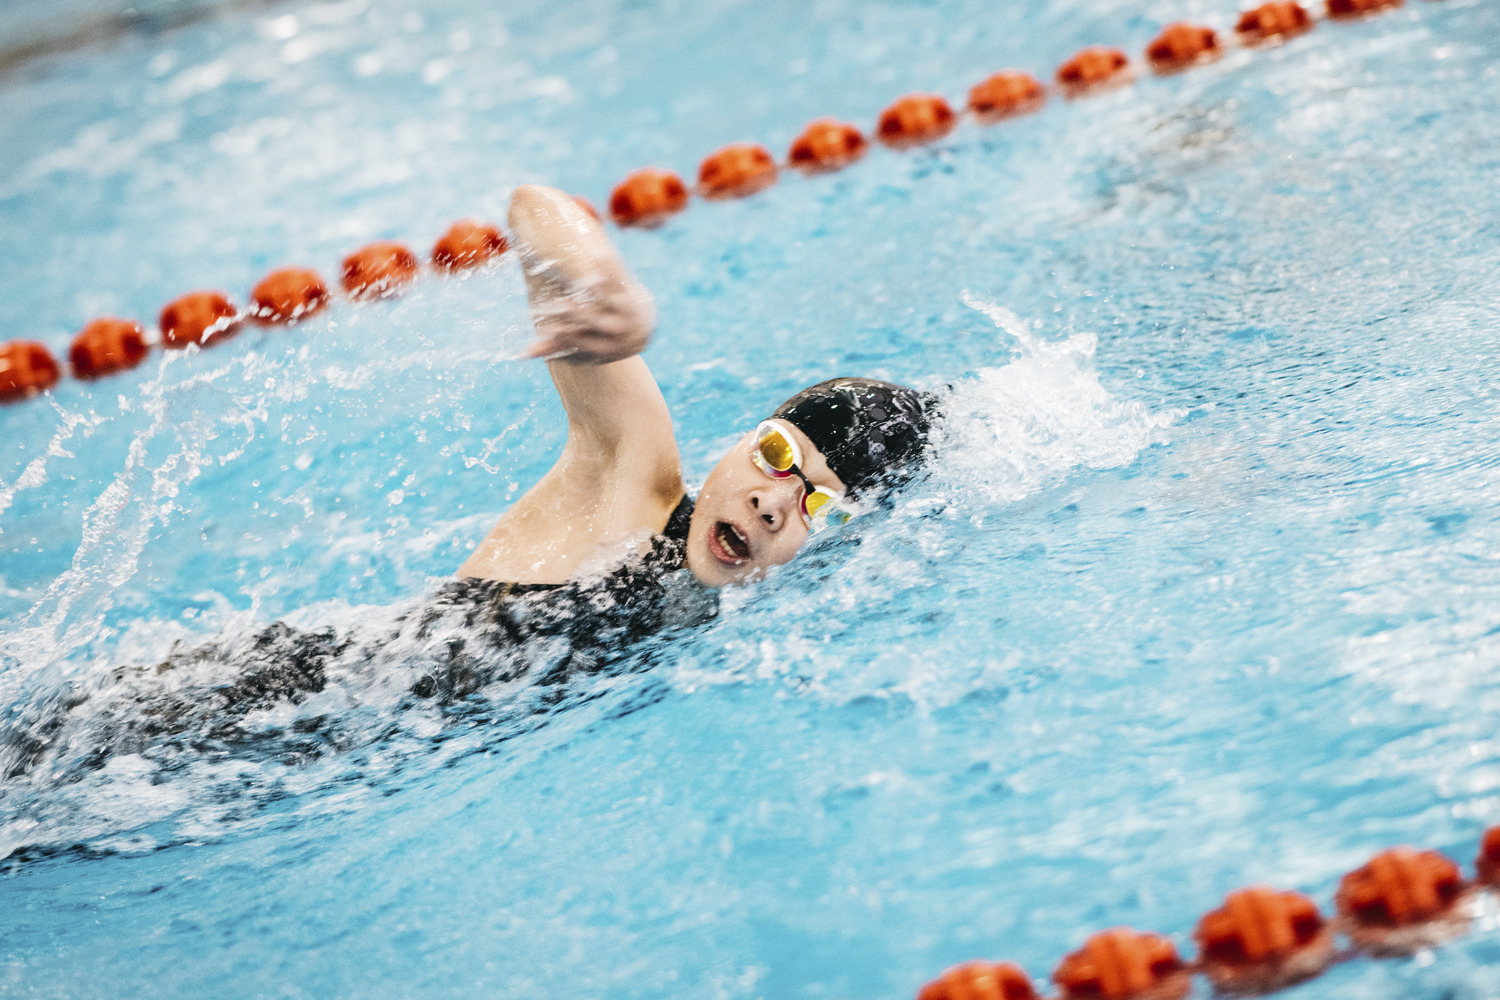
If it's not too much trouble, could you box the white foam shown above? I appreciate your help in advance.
[929,294,1180,506]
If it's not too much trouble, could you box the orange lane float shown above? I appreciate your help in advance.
[1195,886,1334,994]
[0,340,62,403]
[918,961,1039,1000]
[1053,928,1190,1000]
[1057,46,1133,98]
[159,290,240,349]
[967,71,1046,124]
[250,267,331,325]
[69,317,149,380]
[787,118,869,174]
[1235,1,1314,42]
[341,241,420,299]
[697,142,779,200]
[877,93,959,149]
[573,195,601,222]
[1335,847,1469,955]
[609,167,690,228]
[1479,826,1500,885]
[431,220,509,272]
[1326,0,1402,17]
[1145,23,1221,73]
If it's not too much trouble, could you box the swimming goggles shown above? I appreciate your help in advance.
[750,420,853,532]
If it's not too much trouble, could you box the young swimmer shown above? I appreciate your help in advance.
[458,184,933,590]
[0,186,936,784]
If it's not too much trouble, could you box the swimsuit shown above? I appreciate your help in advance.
[216,493,704,710]
[407,493,707,700]
[0,496,710,782]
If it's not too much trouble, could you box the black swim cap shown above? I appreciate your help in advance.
[772,377,934,497]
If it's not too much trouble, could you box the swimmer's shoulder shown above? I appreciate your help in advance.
[456,491,691,587]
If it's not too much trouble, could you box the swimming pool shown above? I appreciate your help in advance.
[3,0,1500,995]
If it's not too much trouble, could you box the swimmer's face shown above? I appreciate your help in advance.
[685,421,847,588]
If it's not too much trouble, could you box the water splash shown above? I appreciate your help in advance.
[933,293,1180,506]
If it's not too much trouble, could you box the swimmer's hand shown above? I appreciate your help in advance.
[508,184,656,365]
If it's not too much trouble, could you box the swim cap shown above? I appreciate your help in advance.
[772,377,934,497]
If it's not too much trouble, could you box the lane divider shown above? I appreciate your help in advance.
[68,316,149,381]
[610,167,691,228]
[1195,885,1333,994]
[341,240,420,300]
[0,341,61,400]
[431,219,509,272]
[1329,0,1404,16]
[967,72,1047,124]
[160,290,241,349]
[918,827,1499,1000]
[788,118,870,173]
[697,143,780,200]
[248,266,330,325]
[1145,23,1222,73]
[876,93,961,149]
[1056,45,1134,97]
[1237,0,1317,40]
[0,0,1415,405]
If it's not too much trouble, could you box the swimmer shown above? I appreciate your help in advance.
[0,187,936,788]
[458,184,934,592]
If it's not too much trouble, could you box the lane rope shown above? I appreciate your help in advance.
[920,837,1498,999]
[0,0,1410,403]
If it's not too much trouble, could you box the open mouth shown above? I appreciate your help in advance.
[710,520,751,563]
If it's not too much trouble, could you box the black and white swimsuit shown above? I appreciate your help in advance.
[0,497,711,782]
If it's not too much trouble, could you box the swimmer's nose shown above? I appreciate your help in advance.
[749,488,794,532]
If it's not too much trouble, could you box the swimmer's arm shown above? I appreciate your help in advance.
[457,185,683,583]
[456,357,683,583]
[513,180,681,487]
[548,355,676,453]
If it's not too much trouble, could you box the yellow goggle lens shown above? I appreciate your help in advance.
[802,488,852,530]
[757,427,797,472]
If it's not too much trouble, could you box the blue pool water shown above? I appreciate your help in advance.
[3,0,1500,996]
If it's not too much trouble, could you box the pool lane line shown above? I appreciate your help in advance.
[919,831,1500,1000]
[0,0,1414,404]
[608,0,1402,224]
